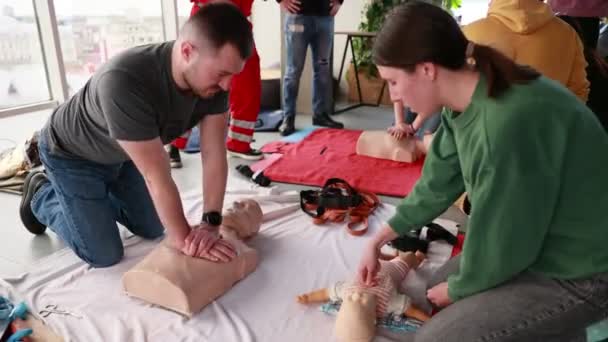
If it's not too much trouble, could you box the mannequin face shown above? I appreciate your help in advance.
[221,199,263,239]
[229,200,257,213]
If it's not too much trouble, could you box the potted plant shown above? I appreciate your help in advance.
[346,0,461,105]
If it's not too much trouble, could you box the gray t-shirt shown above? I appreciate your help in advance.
[43,41,228,164]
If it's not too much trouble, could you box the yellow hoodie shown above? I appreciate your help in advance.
[463,0,589,101]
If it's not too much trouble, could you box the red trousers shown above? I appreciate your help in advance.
[173,2,261,153]
[226,46,261,152]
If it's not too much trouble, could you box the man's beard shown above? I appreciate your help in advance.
[182,71,220,99]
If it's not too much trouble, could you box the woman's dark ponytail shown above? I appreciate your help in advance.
[469,43,540,98]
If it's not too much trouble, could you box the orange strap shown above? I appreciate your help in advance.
[308,189,380,237]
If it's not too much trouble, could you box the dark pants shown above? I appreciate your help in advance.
[558,16,601,49]
[558,15,608,132]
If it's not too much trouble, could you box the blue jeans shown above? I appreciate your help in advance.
[31,135,164,267]
[282,14,334,119]
[405,109,441,140]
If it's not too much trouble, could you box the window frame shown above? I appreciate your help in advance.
[0,0,179,118]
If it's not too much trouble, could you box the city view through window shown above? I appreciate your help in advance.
[0,0,164,109]
[1,1,50,109]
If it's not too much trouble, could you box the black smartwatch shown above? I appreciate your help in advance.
[202,211,222,226]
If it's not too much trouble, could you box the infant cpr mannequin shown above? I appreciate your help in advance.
[335,292,377,342]
[297,251,429,342]
[356,131,433,163]
[122,199,263,317]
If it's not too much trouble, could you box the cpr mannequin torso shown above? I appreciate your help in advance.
[122,199,263,317]
[356,131,433,163]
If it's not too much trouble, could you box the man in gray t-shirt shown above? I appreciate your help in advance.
[19,3,254,267]
[43,40,229,165]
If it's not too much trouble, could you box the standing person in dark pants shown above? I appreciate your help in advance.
[277,0,345,136]
[559,15,608,133]
[548,0,607,49]
[549,0,608,132]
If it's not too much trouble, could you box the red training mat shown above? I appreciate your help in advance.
[262,128,424,197]
[451,232,465,257]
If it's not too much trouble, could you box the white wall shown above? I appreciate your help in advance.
[251,0,282,69]
[454,0,489,25]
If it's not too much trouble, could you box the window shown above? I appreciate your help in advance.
[0,1,51,110]
[453,0,489,25]
[54,0,164,95]
[177,0,192,31]
[252,1,281,73]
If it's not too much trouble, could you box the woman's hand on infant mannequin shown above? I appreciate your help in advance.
[387,122,415,140]
[358,224,399,285]
[181,225,237,262]
[358,243,381,286]
[427,282,452,308]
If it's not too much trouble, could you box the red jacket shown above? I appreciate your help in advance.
[190,0,253,17]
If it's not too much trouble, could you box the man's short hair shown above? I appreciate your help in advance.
[184,2,253,60]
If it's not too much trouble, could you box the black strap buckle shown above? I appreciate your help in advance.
[300,178,361,218]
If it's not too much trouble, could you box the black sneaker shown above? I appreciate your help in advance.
[463,195,471,216]
[279,117,296,137]
[312,113,344,129]
[166,145,182,169]
[227,148,264,161]
[20,171,49,235]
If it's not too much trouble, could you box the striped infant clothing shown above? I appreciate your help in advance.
[329,258,412,317]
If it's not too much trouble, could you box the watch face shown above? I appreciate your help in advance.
[204,212,222,226]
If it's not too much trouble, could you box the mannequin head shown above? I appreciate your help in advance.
[221,199,263,240]
[356,131,430,163]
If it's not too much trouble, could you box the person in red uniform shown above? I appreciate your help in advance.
[169,0,263,167]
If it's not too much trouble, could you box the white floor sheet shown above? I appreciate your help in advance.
[1,176,458,342]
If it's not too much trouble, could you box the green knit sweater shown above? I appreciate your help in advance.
[388,75,608,301]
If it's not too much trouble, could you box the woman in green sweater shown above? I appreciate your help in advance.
[358,2,608,341]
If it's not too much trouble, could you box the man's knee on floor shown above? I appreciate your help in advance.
[78,245,124,268]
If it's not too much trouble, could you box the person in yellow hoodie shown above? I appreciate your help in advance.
[463,0,589,101]
[452,0,591,216]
